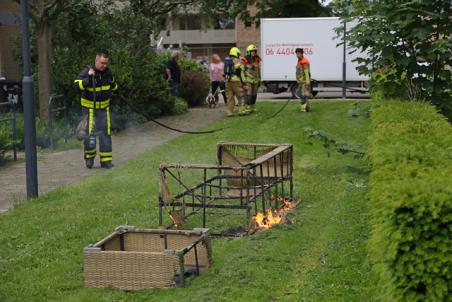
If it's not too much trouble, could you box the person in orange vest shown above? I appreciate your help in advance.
[295,48,312,112]
[242,44,261,113]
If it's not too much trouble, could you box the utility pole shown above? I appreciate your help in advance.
[20,0,38,198]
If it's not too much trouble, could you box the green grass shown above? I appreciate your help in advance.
[0,100,376,301]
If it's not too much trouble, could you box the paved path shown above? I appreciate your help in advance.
[0,107,225,213]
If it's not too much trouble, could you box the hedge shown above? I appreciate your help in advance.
[368,100,452,301]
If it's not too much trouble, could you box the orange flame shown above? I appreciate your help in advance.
[251,196,294,229]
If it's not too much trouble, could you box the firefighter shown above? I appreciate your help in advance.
[242,44,261,113]
[74,52,118,169]
[295,48,312,112]
[224,47,248,116]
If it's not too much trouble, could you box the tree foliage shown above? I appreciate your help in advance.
[335,0,452,119]
[14,0,76,123]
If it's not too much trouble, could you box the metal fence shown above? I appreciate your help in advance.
[0,80,20,161]
[47,94,69,148]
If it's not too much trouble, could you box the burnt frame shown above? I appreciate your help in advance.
[158,142,294,231]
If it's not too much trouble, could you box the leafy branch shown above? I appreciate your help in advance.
[303,127,366,157]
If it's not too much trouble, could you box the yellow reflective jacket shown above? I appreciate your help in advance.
[229,58,246,83]
[242,55,261,84]
[74,66,118,109]
[296,57,311,85]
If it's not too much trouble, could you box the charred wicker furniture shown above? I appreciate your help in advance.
[159,142,293,230]
[84,226,211,290]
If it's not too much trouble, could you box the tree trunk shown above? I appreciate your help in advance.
[36,22,54,124]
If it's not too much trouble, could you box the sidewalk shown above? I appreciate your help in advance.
[0,107,224,213]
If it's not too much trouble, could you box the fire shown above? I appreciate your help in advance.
[251,195,294,229]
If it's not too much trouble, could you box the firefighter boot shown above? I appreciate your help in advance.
[85,158,94,169]
[101,162,114,169]
[242,94,252,115]
[300,98,308,112]
[238,105,250,115]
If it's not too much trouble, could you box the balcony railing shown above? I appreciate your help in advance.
[160,29,236,45]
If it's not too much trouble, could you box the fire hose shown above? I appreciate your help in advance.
[116,94,229,135]
[267,98,292,119]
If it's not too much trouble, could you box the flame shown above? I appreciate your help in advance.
[251,196,294,229]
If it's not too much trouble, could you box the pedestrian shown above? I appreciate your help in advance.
[242,44,261,113]
[74,51,118,169]
[209,54,227,105]
[295,48,312,112]
[166,50,181,96]
[224,47,248,116]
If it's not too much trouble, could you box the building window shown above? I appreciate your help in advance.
[173,15,202,30]
[185,15,201,30]
[215,16,235,29]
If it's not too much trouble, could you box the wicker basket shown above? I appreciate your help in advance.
[84,226,211,290]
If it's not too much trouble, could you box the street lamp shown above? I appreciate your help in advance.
[20,0,38,198]
[342,19,347,98]
[342,0,351,99]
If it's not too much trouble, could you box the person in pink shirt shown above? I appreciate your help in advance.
[209,54,227,105]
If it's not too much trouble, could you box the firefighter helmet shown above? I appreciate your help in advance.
[246,44,258,54]
[229,47,241,57]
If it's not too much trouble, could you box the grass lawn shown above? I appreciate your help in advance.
[0,100,376,302]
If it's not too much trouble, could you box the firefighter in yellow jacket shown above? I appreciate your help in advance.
[295,48,312,112]
[224,47,248,116]
[74,52,118,169]
[242,44,261,113]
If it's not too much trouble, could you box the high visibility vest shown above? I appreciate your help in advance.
[242,55,261,84]
[296,57,311,85]
[229,58,245,83]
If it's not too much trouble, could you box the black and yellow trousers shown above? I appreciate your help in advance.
[82,106,112,164]
[244,82,259,105]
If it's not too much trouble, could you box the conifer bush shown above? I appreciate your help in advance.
[368,100,452,301]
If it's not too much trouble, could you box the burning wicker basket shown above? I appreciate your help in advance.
[84,226,211,290]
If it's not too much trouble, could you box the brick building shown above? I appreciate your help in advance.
[235,5,260,53]
[160,5,261,61]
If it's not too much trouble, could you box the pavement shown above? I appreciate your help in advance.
[0,107,225,213]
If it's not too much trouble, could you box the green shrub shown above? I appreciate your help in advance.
[177,57,210,107]
[368,100,452,301]
[108,51,170,118]
[0,114,52,152]
[170,96,189,115]
[0,121,11,161]
[179,69,210,107]
[179,58,208,73]
[370,67,407,100]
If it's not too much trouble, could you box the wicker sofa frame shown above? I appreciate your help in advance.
[158,142,294,230]
[84,226,211,290]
